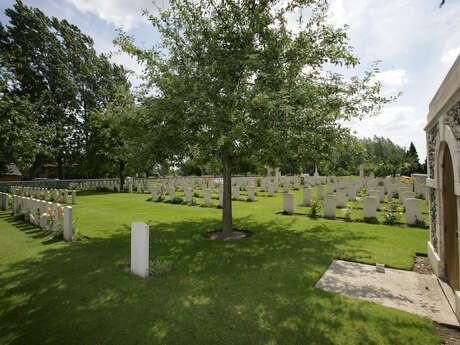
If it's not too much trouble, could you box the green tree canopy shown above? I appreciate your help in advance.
[0,0,132,178]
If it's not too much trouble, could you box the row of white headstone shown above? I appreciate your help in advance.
[9,186,76,205]
[3,193,73,241]
[282,187,423,225]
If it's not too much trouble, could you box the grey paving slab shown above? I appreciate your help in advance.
[315,259,459,326]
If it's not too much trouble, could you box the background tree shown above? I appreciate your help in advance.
[117,0,393,237]
[0,0,132,179]
[86,88,139,189]
[0,70,41,174]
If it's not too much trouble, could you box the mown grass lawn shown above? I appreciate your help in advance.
[0,188,440,345]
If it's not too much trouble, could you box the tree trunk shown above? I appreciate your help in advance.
[119,161,125,191]
[222,154,233,237]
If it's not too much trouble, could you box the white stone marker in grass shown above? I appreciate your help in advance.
[368,190,380,210]
[185,187,193,203]
[64,190,68,204]
[283,182,289,193]
[168,187,176,201]
[400,191,415,208]
[247,186,255,201]
[299,187,312,206]
[63,206,73,242]
[233,185,240,200]
[151,187,159,201]
[363,196,377,219]
[203,189,211,206]
[323,195,336,219]
[317,185,325,200]
[131,222,149,279]
[72,190,76,205]
[283,193,294,214]
[39,201,47,229]
[267,183,275,197]
[406,198,422,225]
[347,187,357,201]
[336,189,347,208]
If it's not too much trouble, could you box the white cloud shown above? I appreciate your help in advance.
[374,69,408,88]
[345,105,427,161]
[441,46,460,65]
[65,0,168,29]
[328,0,368,28]
[372,69,408,96]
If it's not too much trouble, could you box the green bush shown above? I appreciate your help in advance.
[344,208,352,222]
[364,217,379,224]
[310,199,321,218]
[409,217,428,229]
[171,197,184,204]
[415,193,425,200]
[149,258,173,277]
[382,201,403,225]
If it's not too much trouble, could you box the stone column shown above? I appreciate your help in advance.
[72,190,77,205]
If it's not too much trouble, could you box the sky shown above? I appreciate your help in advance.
[1,0,460,162]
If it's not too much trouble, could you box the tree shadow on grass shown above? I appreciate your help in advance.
[0,213,439,345]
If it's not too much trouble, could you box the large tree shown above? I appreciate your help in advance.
[117,0,393,237]
[0,0,131,178]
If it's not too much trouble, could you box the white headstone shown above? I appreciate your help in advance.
[368,190,380,210]
[363,197,377,219]
[317,185,325,200]
[406,198,422,225]
[400,191,415,207]
[233,185,240,200]
[247,186,255,201]
[63,206,73,242]
[203,189,211,206]
[300,187,312,206]
[336,189,347,208]
[283,193,294,214]
[131,222,149,279]
[323,195,336,219]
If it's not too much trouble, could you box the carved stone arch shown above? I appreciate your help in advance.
[442,124,460,188]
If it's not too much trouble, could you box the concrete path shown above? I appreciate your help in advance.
[315,259,459,326]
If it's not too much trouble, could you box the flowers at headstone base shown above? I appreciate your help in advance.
[382,201,403,225]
